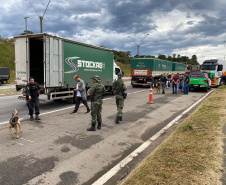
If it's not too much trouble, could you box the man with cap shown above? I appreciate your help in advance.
[87,75,106,131]
[112,73,127,124]
[172,73,179,94]
[70,75,90,114]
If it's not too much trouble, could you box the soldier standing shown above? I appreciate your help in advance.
[26,77,41,121]
[87,76,106,131]
[160,74,167,94]
[113,73,127,124]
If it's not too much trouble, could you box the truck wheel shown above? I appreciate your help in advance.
[220,79,226,86]
[16,87,22,91]
[204,87,208,92]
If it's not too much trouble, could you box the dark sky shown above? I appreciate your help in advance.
[1,0,226,63]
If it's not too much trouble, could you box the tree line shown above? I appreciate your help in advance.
[114,50,199,65]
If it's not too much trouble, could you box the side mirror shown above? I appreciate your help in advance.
[122,71,124,77]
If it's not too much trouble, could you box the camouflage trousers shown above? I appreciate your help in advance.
[91,101,103,123]
[116,95,124,117]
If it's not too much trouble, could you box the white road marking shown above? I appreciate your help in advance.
[103,98,112,101]
[0,89,147,125]
[12,140,24,146]
[91,89,214,185]
[20,138,34,143]
[40,106,75,116]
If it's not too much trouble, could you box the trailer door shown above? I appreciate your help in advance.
[15,37,29,85]
[44,36,63,87]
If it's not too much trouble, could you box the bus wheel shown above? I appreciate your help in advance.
[220,79,226,86]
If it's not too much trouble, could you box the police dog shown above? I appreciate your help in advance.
[154,82,161,94]
[9,109,22,139]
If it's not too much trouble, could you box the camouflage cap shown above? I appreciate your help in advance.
[91,75,100,81]
[117,73,123,77]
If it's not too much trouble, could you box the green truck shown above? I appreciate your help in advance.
[131,58,186,87]
[14,33,121,102]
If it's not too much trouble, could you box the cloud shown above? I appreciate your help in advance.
[1,0,226,63]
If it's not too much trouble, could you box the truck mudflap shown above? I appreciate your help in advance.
[18,96,46,104]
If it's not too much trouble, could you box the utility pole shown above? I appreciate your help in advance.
[26,0,51,33]
[129,34,149,56]
[39,16,43,33]
[24,16,29,33]
[224,41,226,60]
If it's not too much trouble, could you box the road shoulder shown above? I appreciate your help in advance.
[122,87,225,185]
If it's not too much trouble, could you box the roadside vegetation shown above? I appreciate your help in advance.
[123,87,226,185]
[117,62,131,77]
[0,36,15,84]
[0,89,22,96]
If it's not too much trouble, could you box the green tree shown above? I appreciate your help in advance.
[158,54,167,60]
[20,30,33,35]
[191,55,199,65]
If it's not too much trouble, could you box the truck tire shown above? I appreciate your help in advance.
[204,87,208,92]
[16,86,22,91]
[220,79,226,86]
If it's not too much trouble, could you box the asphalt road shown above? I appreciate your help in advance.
[0,82,133,124]
[0,85,211,185]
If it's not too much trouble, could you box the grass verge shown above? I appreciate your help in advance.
[123,88,226,185]
[117,62,131,77]
[0,89,22,95]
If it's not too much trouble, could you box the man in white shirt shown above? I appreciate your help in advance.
[71,75,90,114]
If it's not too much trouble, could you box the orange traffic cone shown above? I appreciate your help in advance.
[149,87,153,104]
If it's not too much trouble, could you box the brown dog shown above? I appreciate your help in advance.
[9,109,22,139]
[154,82,161,94]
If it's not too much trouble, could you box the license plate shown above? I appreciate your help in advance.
[139,79,143,81]
[193,85,198,87]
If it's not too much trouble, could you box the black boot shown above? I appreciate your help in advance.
[97,122,101,130]
[115,117,119,124]
[30,115,34,121]
[87,123,96,131]
[35,115,41,120]
[119,117,122,121]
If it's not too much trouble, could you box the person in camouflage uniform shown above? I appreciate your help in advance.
[87,75,106,131]
[113,73,127,124]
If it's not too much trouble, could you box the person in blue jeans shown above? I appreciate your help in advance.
[184,73,190,94]
[172,73,179,94]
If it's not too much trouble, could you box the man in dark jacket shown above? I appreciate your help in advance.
[160,74,167,94]
[26,77,41,121]
[71,75,90,114]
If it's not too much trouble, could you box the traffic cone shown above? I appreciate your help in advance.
[149,87,153,104]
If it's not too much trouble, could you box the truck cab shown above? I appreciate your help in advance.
[200,59,226,86]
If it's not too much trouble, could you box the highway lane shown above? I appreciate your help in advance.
[0,86,211,185]
[0,82,139,124]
